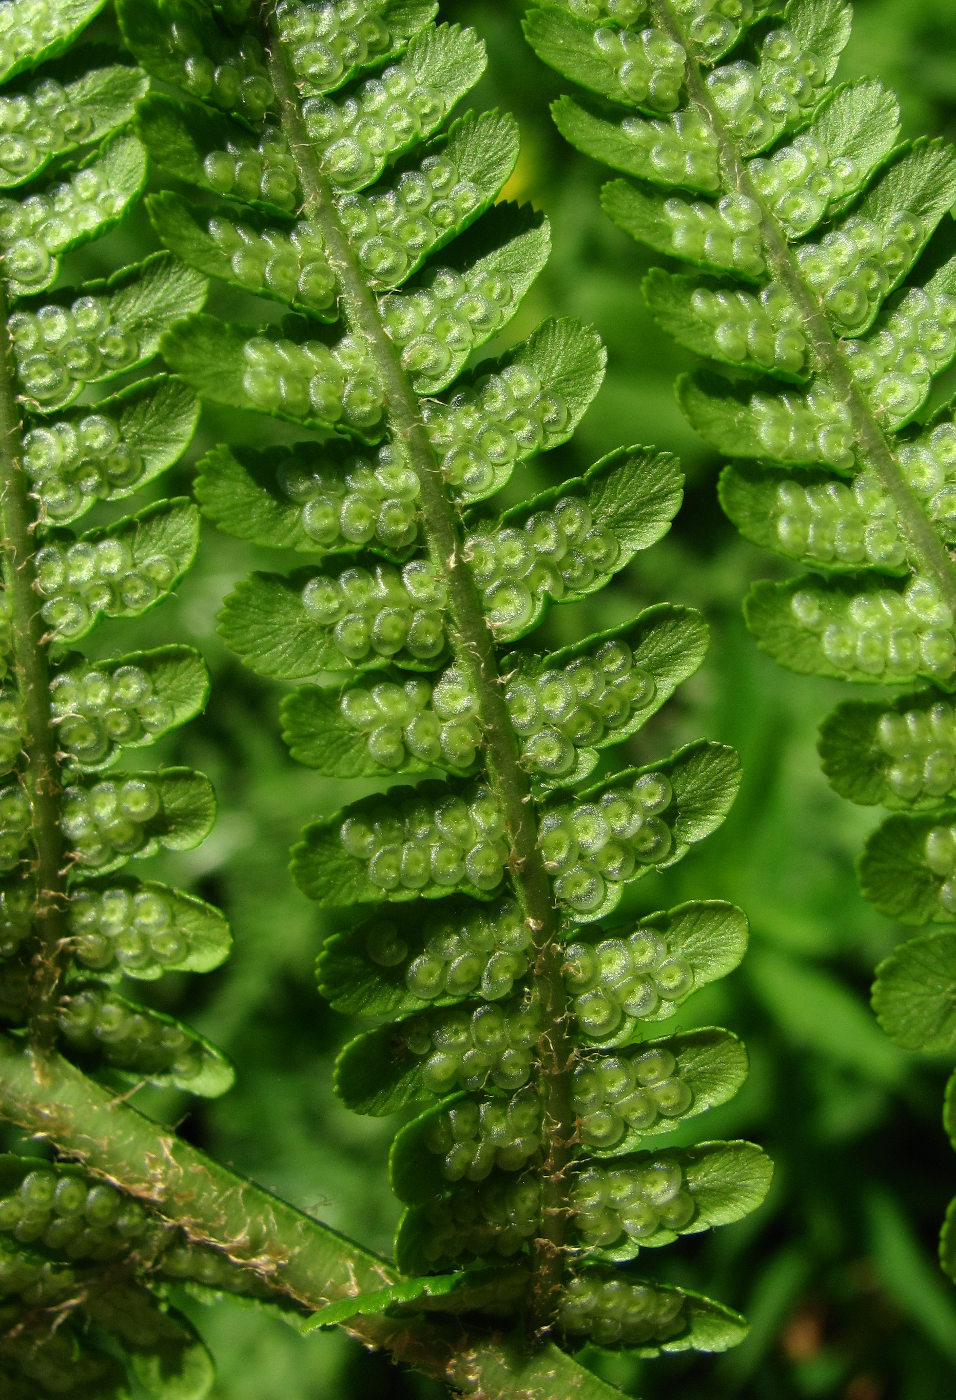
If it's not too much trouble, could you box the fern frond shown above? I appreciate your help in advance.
[527,0,956,1274]
[0,4,254,1392]
[121,0,767,1371]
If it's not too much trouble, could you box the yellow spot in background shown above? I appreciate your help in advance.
[499,148,538,205]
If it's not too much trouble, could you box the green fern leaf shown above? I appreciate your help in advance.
[35,498,200,643]
[744,574,955,686]
[859,811,956,925]
[191,316,604,554]
[332,899,747,1114]
[67,879,230,982]
[52,645,209,771]
[124,0,763,1370]
[25,376,199,528]
[0,62,146,189]
[58,983,233,1095]
[392,1140,770,1272]
[0,5,252,1391]
[1,130,147,296]
[872,932,956,1053]
[280,606,708,783]
[526,11,956,1281]
[817,691,956,810]
[0,1,109,82]
[547,1269,749,1355]
[291,741,738,915]
[11,252,205,412]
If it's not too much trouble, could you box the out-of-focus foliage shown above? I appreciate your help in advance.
[17,1,952,1396]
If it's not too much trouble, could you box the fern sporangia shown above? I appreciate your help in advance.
[115,0,771,1371]
[525,0,956,1277]
[0,1,286,1392]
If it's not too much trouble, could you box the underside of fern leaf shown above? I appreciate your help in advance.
[0,3,270,1392]
[525,0,956,1278]
[119,0,768,1372]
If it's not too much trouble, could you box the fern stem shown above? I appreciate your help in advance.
[264,14,575,1330]
[0,1035,392,1304]
[0,276,65,1047]
[652,0,956,616]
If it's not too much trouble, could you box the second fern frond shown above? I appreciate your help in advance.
[526,0,956,1279]
[122,0,769,1370]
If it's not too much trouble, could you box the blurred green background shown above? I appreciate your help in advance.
[8,1,956,1396]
